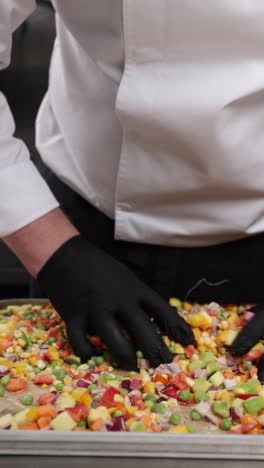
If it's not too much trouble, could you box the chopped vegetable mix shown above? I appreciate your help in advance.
[0,300,264,433]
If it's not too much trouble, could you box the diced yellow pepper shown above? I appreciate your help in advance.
[127,406,137,416]
[169,298,182,308]
[72,388,87,402]
[174,343,185,354]
[143,381,155,394]
[168,425,188,433]
[80,393,92,407]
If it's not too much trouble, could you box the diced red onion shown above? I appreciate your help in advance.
[224,378,238,391]
[106,416,126,432]
[76,379,90,388]
[155,363,180,375]
[129,390,141,397]
[121,379,131,390]
[130,379,141,390]
[195,401,211,416]
[137,358,151,369]
[194,369,207,379]
[0,365,9,377]
[195,402,220,426]
[1,425,11,430]
[230,407,243,421]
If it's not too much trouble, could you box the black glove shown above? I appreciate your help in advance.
[38,235,193,369]
[231,304,264,382]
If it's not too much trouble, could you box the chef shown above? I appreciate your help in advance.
[1,1,264,372]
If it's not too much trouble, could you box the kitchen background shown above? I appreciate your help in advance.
[0,0,54,299]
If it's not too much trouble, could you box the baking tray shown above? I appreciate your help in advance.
[1,299,264,468]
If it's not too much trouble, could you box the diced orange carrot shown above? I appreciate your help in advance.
[151,423,162,432]
[248,427,263,435]
[141,415,152,430]
[5,377,26,392]
[19,422,39,430]
[38,404,57,419]
[223,370,234,379]
[37,417,52,429]
[90,418,104,431]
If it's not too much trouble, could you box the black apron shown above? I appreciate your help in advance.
[40,166,263,305]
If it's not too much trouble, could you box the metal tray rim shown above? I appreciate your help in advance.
[1,299,264,459]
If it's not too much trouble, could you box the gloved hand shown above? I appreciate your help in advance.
[38,235,193,369]
[231,304,264,382]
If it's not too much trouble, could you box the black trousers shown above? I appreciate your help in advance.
[41,167,263,304]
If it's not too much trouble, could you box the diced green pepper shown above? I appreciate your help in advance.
[243,396,264,415]
[212,401,230,419]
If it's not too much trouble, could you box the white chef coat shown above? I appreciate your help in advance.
[1,0,264,247]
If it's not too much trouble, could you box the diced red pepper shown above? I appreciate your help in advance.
[153,374,168,385]
[129,394,145,410]
[100,387,120,408]
[66,403,88,422]
[238,394,258,400]
[242,311,255,325]
[162,384,178,398]
[169,373,189,390]
[56,340,66,350]
[48,330,58,338]
[43,352,52,363]
[38,392,58,405]
[185,345,196,359]
[60,349,72,359]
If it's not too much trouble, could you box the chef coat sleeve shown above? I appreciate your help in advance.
[0,0,59,237]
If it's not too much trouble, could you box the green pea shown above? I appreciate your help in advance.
[88,384,97,392]
[55,382,64,391]
[151,403,166,414]
[169,413,181,425]
[71,364,78,369]
[120,388,129,395]
[144,394,156,403]
[179,354,187,360]
[220,418,232,431]
[128,371,137,377]
[145,400,154,409]
[0,385,5,397]
[190,409,202,421]
[53,369,67,381]
[1,375,10,386]
[219,348,226,355]
[21,394,34,406]
[113,410,123,417]
[48,337,56,345]
[169,346,175,354]
[51,361,57,369]
[87,359,95,368]
[130,421,145,432]
[237,306,245,316]
[187,425,196,433]
[67,355,81,366]
[36,324,45,330]
[78,419,87,428]
[95,356,104,366]
[179,390,191,401]
[33,367,40,374]
[136,350,144,358]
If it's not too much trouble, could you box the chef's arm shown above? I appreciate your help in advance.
[0,1,62,248]
[3,209,78,277]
